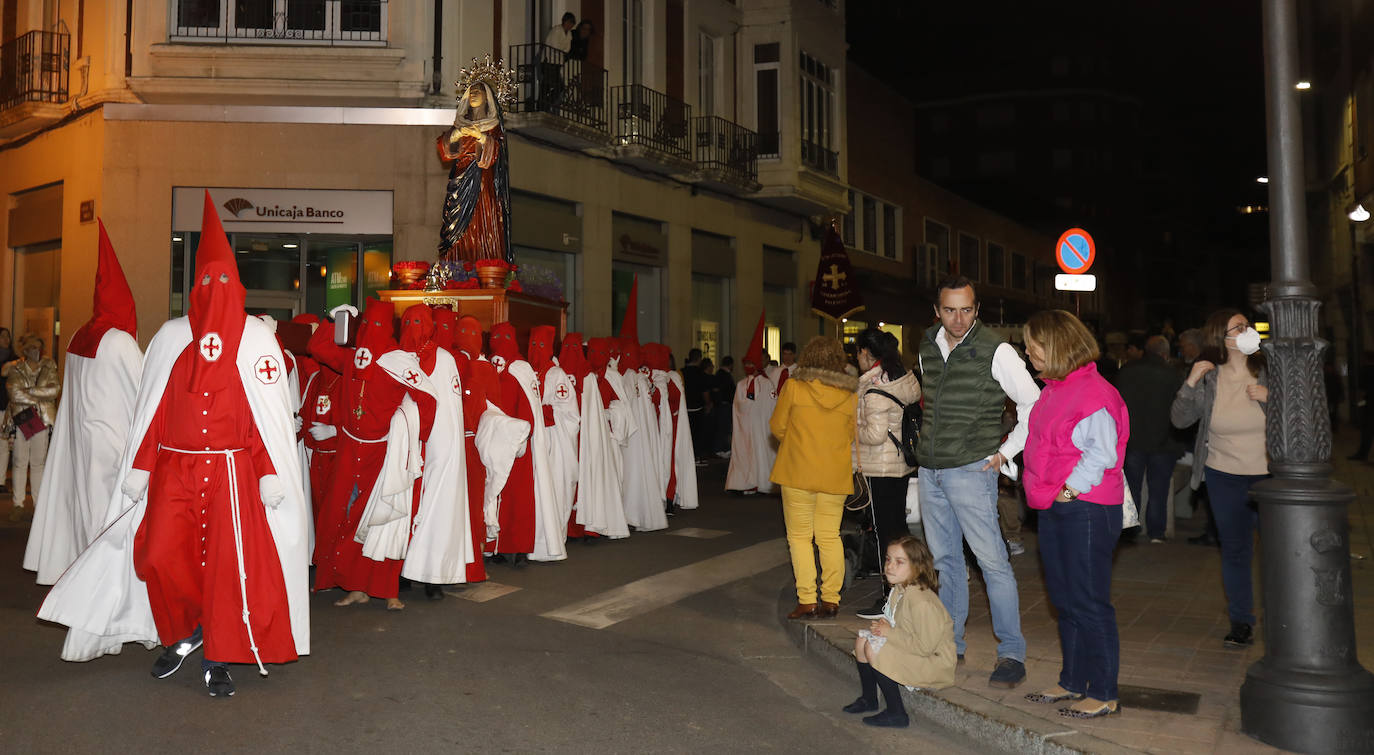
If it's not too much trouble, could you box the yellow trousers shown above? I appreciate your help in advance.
[780,485,846,604]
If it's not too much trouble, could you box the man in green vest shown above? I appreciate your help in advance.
[917,276,1040,688]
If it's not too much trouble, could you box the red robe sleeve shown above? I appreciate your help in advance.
[133,387,171,472]
[402,382,438,442]
[308,321,352,375]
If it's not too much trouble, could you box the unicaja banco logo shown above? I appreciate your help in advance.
[222,197,254,217]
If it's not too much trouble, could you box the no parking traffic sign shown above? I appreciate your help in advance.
[1055,228,1096,275]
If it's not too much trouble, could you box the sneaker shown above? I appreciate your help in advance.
[1006,540,1026,556]
[1223,622,1254,648]
[855,598,886,620]
[204,665,235,697]
[150,629,203,679]
[988,657,1027,688]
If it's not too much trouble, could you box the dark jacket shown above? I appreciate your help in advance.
[1114,354,1184,455]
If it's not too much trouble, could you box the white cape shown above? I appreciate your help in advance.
[542,362,580,533]
[725,373,778,494]
[621,369,667,531]
[508,360,566,562]
[24,331,142,584]
[402,348,474,583]
[475,404,529,542]
[38,317,310,661]
[654,369,699,510]
[576,371,631,539]
[354,350,432,561]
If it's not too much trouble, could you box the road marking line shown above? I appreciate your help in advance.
[444,581,521,602]
[541,538,788,629]
[666,527,731,539]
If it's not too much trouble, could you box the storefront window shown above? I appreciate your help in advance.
[307,241,358,315]
[763,284,793,362]
[361,242,393,303]
[515,245,578,331]
[692,274,731,362]
[612,262,661,342]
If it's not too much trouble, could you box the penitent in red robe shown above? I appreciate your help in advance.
[309,317,436,599]
[132,346,295,665]
[301,365,341,533]
[488,323,536,555]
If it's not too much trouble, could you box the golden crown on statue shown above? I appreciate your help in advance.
[456,54,517,108]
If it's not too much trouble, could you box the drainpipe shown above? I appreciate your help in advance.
[431,0,443,96]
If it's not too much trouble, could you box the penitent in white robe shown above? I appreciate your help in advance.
[24,331,142,585]
[576,370,632,539]
[542,362,580,531]
[725,373,778,494]
[652,369,699,510]
[621,367,667,531]
[401,347,474,584]
[506,360,566,562]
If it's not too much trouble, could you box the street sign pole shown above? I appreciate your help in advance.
[1240,0,1374,749]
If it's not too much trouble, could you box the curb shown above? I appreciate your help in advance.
[777,586,1141,754]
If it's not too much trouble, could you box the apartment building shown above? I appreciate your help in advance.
[0,0,849,366]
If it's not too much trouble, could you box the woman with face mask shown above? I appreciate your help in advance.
[1170,309,1267,650]
[5,334,59,520]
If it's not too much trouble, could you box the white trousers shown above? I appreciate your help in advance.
[12,427,49,502]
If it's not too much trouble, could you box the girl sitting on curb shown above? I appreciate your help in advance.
[844,535,958,727]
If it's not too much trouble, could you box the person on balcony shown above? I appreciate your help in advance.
[540,12,576,110]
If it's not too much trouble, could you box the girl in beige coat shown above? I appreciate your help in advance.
[844,535,957,728]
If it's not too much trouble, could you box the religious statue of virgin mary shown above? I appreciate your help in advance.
[436,55,517,265]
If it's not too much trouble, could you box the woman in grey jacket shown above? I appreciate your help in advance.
[853,328,922,620]
[1170,309,1267,649]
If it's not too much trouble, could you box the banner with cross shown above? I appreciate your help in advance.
[809,224,864,321]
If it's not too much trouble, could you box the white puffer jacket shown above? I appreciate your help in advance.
[854,366,921,478]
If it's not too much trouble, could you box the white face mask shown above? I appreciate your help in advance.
[1231,327,1262,356]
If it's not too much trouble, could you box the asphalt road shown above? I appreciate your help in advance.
[0,462,979,753]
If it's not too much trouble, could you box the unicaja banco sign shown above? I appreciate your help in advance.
[172,187,393,235]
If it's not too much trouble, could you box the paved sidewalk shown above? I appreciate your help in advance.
[784,429,1374,754]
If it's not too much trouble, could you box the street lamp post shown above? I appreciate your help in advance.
[1241,0,1374,751]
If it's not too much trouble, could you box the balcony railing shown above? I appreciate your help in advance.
[611,84,691,160]
[170,0,387,44]
[0,31,69,113]
[756,132,781,160]
[693,116,758,183]
[508,43,609,132]
[801,137,838,176]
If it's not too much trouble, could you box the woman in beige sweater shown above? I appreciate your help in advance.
[843,535,957,728]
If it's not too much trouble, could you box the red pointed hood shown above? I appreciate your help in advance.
[400,304,437,372]
[432,307,457,352]
[456,315,484,358]
[528,325,556,377]
[355,298,398,358]
[559,332,589,385]
[619,275,639,343]
[618,338,642,373]
[68,219,138,359]
[643,343,671,372]
[189,191,246,392]
[742,310,767,376]
[489,322,522,371]
[586,337,613,375]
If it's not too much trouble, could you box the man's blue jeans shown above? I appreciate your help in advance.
[1124,450,1179,539]
[919,460,1026,661]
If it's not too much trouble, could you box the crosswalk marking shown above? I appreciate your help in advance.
[444,581,522,602]
[666,527,730,539]
[541,538,788,629]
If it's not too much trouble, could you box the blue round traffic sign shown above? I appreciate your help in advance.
[1056,228,1096,275]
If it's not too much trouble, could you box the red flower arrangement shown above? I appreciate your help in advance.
[391,260,431,289]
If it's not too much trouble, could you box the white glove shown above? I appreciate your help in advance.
[294,414,304,433]
[259,474,285,509]
[329,304,359,320]
[309,424,337,441]
[486,522,500,541]
[121,468,151,502]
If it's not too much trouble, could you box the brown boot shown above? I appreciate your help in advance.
[815,601,840,619]
[787,603,817,620]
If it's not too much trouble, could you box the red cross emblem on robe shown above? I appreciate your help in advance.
[404,370,421,386]
[354,347,373,369]
[315,395,331,415]
[491,355,506,371]
[451,375,461,395]
[254,355,281,385]
[198,332,223,362]
[554,383,570,401]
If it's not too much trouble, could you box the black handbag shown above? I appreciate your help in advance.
[844,465,872,511]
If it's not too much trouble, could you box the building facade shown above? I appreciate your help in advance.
[0,0,849,367]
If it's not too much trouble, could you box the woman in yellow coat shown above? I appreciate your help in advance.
[770,336,858,620]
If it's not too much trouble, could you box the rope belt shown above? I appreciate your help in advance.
[342,426,387,444]
[158,444,268,677]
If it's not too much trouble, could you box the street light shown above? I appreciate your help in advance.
[1350,204,1370,222]
[1257,176,1270,183]
[1295,80,1312,90]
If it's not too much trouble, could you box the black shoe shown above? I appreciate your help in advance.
[204,666,235,697]
[486,554,508,564]
[512,553,529,568]
[424,584,445,601]
[843,696,879,714]
[1187,533,1218,547]
[151,629,203,679]
[989,657,1027,688]
[398,577,413,593]
[855,598,886,620]
[1223,622,1254,648]
[862,709,910,728]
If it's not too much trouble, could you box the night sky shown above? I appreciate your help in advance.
[846,0,1271,306]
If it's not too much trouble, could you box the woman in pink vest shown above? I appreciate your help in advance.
[1020,310,1130,720]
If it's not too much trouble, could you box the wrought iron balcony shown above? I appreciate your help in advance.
[0,30,69,113]
[611,84,691,160]
[508,43,609,133]
[801,136,838,176]
[756,131,781,160]
[693,116,759,184]
[169,0,387,44]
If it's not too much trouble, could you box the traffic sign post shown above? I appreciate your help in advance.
[1055,228,1097,317]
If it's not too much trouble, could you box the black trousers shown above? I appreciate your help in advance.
[868,475,912,553]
